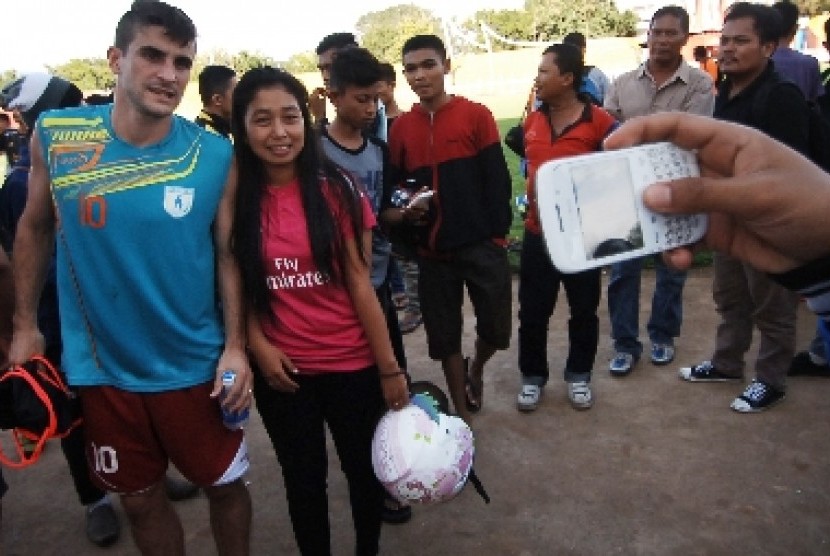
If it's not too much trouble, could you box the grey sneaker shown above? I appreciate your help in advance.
[730,379,785,413]
[86,500,120,547]
[609,352,636,376]
[517,384,542,412]
[650,343,675,365]
[567,381,593,410]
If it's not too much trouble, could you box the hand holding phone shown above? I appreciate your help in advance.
[535,142,707,273]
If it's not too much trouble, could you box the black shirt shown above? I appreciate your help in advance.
[194,109,231,139]
[715,61,809,155]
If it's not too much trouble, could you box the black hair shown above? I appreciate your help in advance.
[328,48,382,93]
[315,32,358,55]
[198,65,236,105]
[0,113,9,124]
[772,1,799,37]
[724,2,783,45]
[84,92,114,105]
[230,66,365,317]
[378,62,397,84]
[692,45,708,58]
[825,14,830,40]
[542,43,584,93]
[562,32,587,49]
[402,34,447,61]
[651,5,690,35]
[114,0,197,51]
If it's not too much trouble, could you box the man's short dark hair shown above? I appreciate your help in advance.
[84,93,114,105]
[402,35,447,61]
[329,48,382,92]
[198,65,236,105]
[772,1,799,37]
[724,2,783,45]
[114,0,197,51]
[378,62,396,84]
[693,45,708,58]
[0,113,9,124]
[542,43,584,93]
[315,32,357,55]
[563,32,587,49]
[651,5,690,35]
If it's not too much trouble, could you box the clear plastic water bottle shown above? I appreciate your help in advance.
[220,370,249,430]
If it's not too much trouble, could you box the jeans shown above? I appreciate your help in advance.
[607,255,687,359]
[518,231,600,385]
[253,366,385,556]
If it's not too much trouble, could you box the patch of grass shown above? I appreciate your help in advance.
[497,117,526,272]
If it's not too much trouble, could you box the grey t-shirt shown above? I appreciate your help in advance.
[320,128,392,288]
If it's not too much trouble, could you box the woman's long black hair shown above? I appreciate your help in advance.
[230,66,365,318]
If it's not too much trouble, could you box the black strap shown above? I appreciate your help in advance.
[468,468,491,504]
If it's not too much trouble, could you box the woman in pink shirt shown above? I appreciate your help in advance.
[230,66,409,556]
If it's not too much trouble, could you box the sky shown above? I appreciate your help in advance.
[5,0,523,72]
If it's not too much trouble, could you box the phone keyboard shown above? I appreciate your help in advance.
[644,144,704,247]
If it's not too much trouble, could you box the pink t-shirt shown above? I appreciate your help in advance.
[259,178,377,373]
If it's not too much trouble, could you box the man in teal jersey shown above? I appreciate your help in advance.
[7,1,251,554]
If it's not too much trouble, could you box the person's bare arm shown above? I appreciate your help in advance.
[605,112,830,273]
[246,309,299,393]
[9,132,54,365]
[343,229,408,410]
[211,158,252,411]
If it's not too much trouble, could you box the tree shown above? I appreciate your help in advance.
[792,0,830,16]
[524,0,637,40]
[232,51,278,74]
[192,50,236,82]
[356,4,441,64]
[462,9,536,51]
[283,51,318,74]
[0,69,19,88]
[48,58,114,91]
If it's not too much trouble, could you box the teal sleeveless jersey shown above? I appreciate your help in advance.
[37,105,232,392]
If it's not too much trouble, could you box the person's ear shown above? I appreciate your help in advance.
[328,89,341,106]
[107,47,122,74]
[444,58,452,74]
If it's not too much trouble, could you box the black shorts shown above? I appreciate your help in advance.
[419,241,512,360]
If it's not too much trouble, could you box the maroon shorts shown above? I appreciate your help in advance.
[80,382,246,494]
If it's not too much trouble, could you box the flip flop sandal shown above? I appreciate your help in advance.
[464,357,482,413]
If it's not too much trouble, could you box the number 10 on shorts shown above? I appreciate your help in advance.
[91,443,119,474]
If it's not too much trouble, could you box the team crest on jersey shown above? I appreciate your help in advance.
[163,186,195,218]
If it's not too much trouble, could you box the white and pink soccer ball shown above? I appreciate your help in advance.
[371,395,474,504]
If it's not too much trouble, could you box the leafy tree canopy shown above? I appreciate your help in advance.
[791,0,830,16]
[356,4,442,64]
[283,51,318,74]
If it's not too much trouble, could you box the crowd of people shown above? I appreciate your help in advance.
[1,0,830,554]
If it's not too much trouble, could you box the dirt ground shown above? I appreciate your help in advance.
[2,266,829,556]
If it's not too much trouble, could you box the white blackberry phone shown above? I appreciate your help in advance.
[535,142,707,273]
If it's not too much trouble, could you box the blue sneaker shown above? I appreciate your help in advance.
[650,343,675,365]
[609,352,637,376]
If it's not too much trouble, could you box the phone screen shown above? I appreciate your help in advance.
[571,156,644,261]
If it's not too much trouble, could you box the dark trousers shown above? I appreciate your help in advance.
[376,280,407,371]
[518,230,601,384]
[254,366,385,556]
[43,344,106,506]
